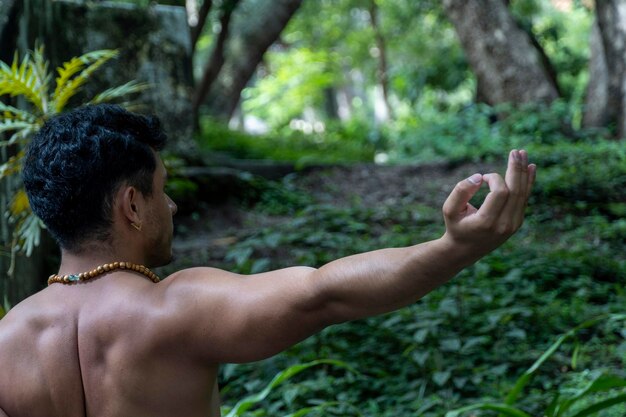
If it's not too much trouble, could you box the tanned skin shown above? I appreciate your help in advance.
[0,150,535,417]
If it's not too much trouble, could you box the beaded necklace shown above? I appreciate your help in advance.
[47,261,160,286]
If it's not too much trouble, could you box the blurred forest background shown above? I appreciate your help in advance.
[1,0,626,416]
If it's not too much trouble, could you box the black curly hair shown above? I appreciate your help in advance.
[22,104,167,251]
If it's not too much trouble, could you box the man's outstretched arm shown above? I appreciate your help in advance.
[313,149,535,322]
[161,150,535,363]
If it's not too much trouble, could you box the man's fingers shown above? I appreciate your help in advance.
[443,173,483,220]
[518,150,529,197]
[477,173,509,219]
[527,163,537,196]
[501,149,528,224]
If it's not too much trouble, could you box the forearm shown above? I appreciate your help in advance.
[311,235,481,324]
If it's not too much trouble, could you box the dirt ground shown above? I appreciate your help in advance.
[161,160,500,275]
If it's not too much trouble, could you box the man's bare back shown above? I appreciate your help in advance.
[0,272,221,417]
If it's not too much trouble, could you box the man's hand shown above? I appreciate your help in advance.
[441,149,536,256]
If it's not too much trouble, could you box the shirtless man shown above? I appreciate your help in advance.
[0,104,536,417]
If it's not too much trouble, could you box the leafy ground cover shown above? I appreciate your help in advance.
[158,137,626,416]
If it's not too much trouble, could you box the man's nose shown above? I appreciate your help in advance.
[167,196,178,215]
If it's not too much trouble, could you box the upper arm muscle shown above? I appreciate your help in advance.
[162,266,328,363]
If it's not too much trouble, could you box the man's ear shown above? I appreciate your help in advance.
[120,186,143,226]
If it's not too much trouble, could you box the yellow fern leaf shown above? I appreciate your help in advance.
[0,51,46,111]
[0,151,25,180]
[52,49,118,113]
[10,189,30,217]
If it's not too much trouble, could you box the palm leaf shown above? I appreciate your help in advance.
[52,49,118,113]
[88,80,150,104]
[0,51,45,111]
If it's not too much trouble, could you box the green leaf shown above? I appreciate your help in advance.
[569,393,626,417]
[433,370,451,386]
[15,213,43,257]
[0,120,35,135]
[88,80,149,104]
[555,374,626,417]
[281,402,340,417]
[505,315,610,405]
[446,403,533,417]
[0,102,37,122]
[224,359,356,417]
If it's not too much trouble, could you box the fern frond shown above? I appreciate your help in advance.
[88,80,150,104]
[53,50,117,94]
[0,102,38,123]
[31,43,51,113]
[0,120,35,134]
[0,52,45,111]
[0,151,24,180]
[0,123,38,147]
[52,49,119,113]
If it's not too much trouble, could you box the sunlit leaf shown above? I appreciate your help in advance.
[88,80,149,104]
[9,190,30,217]
[52,49,118,112]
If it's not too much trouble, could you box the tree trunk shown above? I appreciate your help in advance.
[592,0,626,138]
[583,18,611,129]
[0,0,18,64]
[190,0,213,52]
[192,0,240,126]
[367,1,391,122]
[442,0,559,106]
[201,0,304,122]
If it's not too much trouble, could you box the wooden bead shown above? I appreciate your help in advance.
[47,261,160,286]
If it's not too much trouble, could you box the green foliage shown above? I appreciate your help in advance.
[385,99,601,165]
[0,43,147,274]
[447,315,626,417]
[212,131,626,416]
[222,359,356,417]
[242,48,339,128]
[197,118,377,167]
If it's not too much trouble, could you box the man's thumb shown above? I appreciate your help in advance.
[443,173,483,219]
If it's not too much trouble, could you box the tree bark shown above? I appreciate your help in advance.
[192,0,239,126]
[190,0,213,52]
[583,18,610,129]
[442,0,559,106]
[0,0,19,64]
[201,0,304,122]
[367,1,391,122]
[592,0,626,138]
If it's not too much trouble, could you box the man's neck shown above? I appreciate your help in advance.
[58,245,145,277]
